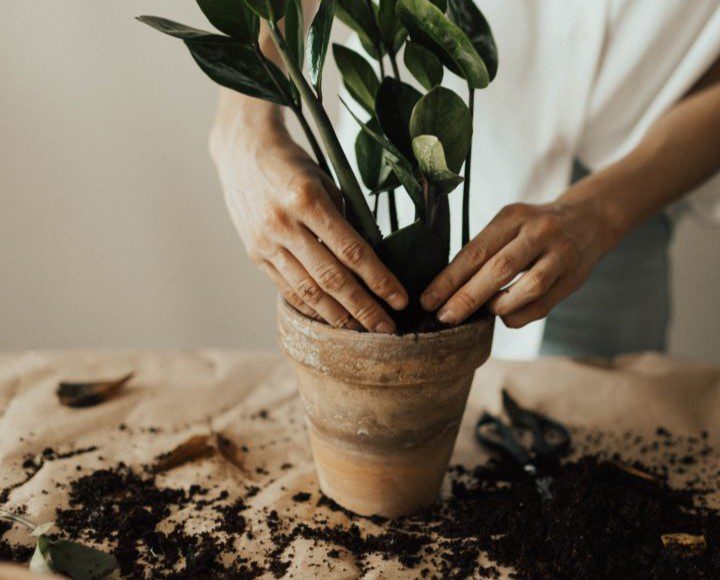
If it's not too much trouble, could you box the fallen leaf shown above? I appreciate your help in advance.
[214,433,248,472]
[57,372,134,408]
[153,434,216,473]
[661,533,707,557]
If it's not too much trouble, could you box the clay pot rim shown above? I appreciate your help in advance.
[278,297,493,343]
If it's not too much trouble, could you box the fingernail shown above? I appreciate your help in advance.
[387,292,407,310]
[421,291,438,311]
[437,308,456,324]
[374,321,395,334]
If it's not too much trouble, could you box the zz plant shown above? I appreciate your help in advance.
[138,0,497,325]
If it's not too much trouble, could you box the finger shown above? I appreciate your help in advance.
[502,275,583,329]
[488,246,571,317]
[272,249,362,331]
[303,193,408,311]
[258,261,322,321]
[292,227,398,334]
[437,235,543,325]
[420,215,520,311]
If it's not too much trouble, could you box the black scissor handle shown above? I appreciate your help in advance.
[475,412,532,465]
[502,390,571,459]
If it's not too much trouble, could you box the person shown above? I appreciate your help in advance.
[209,0,720,358]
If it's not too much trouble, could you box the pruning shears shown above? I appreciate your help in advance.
[475,390,571,501]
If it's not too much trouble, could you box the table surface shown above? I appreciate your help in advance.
[0,350,719,578]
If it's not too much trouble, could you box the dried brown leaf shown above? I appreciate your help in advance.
[661,533,707,557]
[213,433,248,472]
[57,372,134,408]
[153,435,216,473]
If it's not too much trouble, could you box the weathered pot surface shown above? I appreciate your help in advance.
[277,298,494,518]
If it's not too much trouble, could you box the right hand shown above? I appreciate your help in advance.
[209,98,408,333]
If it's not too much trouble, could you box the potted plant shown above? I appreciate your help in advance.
[139,0,497,517]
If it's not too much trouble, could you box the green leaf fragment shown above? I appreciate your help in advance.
[355,120,392,189]
[333,44,380,114]
[307,0,338,96]
[30,535,118,580]
[136,16,232,42]
[447,0,498,81]
[336,0,382,59]
[196,0,260,42]
[403,41,443,90]
[410,86,472,173]
[412,135,464,194]
[377,0,407,55]
[396,0,489,89]
[241,0,287,21]
[284,0,305,68]
[375,77,422,160]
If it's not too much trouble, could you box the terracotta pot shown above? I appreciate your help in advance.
[277,299,494,518]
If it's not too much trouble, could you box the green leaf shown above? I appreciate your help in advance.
[379,220,449,299]
[307,0,337,96]
[375,77,422,160]
[336,0,382,59]
[448,0,498,81]
[30,536,118,580]
[377,0,406,55]
[137,16,232,42]
[412,135,464,194]
[355,120,392,189]
[340,96,407,164]
[409,86,472,172]
[333,44,379,114]
[241,0,286,21]
[284,0,304,68]
[396,0,489,89]
[196,0,260,42]
[403,41,443,90]
[186,40,295,106]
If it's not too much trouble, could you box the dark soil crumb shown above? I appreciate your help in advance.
[1,428,718,579]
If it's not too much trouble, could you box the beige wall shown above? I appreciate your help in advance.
[2,1,719,361]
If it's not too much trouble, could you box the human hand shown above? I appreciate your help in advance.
[210,97,407,333]
[420,195,627,328]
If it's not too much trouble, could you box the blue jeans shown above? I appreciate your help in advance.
[540,163,673,357]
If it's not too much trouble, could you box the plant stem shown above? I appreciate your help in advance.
[0,510,37,532]
[462,88,475,247]
[267,23,381,246]
[295,105,331,176]
[390,54,401,80]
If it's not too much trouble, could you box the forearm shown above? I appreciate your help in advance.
[565,80,720,240]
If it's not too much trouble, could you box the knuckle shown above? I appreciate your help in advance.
[462,241,488,267]
[296,278,322,305]
[352,301,381,325]
[317,265,346,292]
[369,274,395,297]
[557,238,580,266]
[334,313,355,329]
[282,291,304,309]
[287,180,318,212]
[452,290,479,314]
[491,255,518,283]
[523,272,550,299]
[339,239,365,266]
[260,204,290,230]
[499,203,529,220]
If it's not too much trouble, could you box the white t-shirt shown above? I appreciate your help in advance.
[337,0,720,358]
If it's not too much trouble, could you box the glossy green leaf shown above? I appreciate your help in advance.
[379,220,449,300]
[187,40,295,106]
[375,77,422,160]
[137,16,232,42]
[336,0,381,58]
[333,44,379,114]
[30,535,118,580]
[410,86,472,172]
[355,120,392,189]
[403,41,443,90]
[307,0,337,96]
[241,0,286,21]
[448,0,498,81]
[196,0,260,42]
[284,0,304,68]
[396,0,489,89]
[377,0,406,55]
[340,97,406,163]
[412,135,464,194]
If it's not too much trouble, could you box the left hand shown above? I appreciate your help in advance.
[420,196,626,328]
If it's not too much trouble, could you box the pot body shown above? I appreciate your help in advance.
[277,299,494,517]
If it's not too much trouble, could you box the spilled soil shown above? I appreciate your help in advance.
[1,428,718,578]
